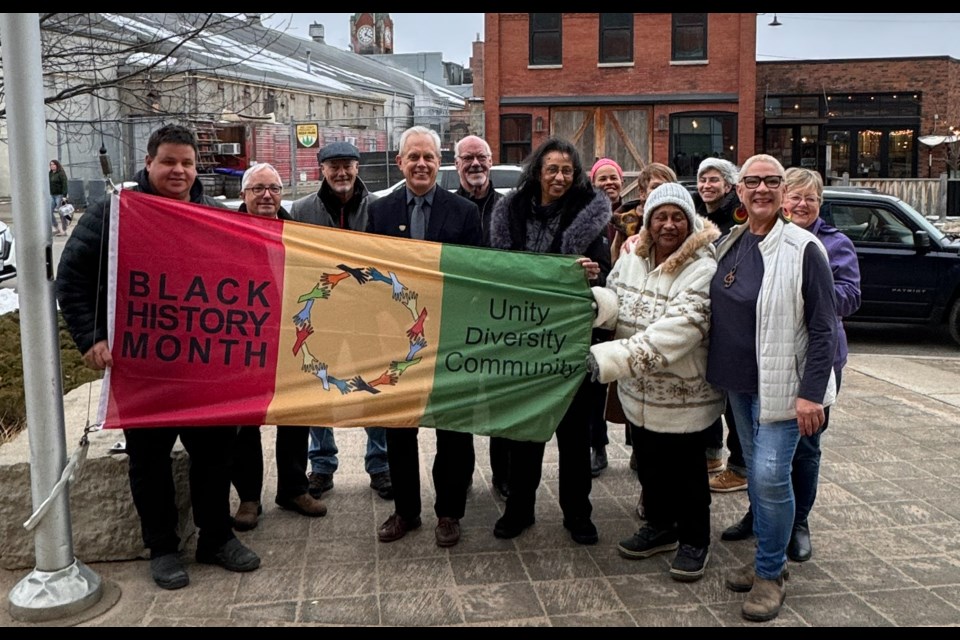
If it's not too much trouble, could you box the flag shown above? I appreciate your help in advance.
[101,190,595,442]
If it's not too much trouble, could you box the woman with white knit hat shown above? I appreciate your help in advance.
[587,182,723,582]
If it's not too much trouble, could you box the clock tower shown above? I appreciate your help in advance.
[350,13,393,55]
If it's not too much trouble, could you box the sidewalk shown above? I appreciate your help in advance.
[3,352,960,626]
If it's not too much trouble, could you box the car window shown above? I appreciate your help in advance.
[491,168,521,189]
[833,205,912,245]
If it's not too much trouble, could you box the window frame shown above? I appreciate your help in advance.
[599,13,633,64]
[500,114,533,164]
[529,13,562,66]
[671,13,707,62]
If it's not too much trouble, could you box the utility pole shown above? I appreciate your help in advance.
[0,13,103,622]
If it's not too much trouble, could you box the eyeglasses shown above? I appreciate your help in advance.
[246,185,282,195]
[741,175,783,189]
[785,193,820,206]
[544,165,574,178]
[457,154,490,164]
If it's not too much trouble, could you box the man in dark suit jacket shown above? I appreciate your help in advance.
[367,125,482,548]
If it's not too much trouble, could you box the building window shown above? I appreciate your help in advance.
[529,13,562,66]
[501,115,532,164]
[669,113,736,178]
[765,96,821,119]
[599,13,632,63]
[672,13,707,61]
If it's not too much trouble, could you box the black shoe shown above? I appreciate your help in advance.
[150,552,189,590]
[590,446,608,478]
[617,525,678,559]
[308,472,334,498]
[493,513,535,539]
[196,538,261,572]
[787,520,812,562]
[669,544,710,582]
[492,476,510,500]
[563,516,599,545]
[721,510,754,542]
[369,471,394,500]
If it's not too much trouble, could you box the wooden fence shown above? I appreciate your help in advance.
[827,174,960,220]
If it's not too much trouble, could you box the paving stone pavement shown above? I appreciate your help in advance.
[2,353,960,626]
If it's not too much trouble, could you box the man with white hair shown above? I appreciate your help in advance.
[230,163,328,532]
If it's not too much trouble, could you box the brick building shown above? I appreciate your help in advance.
[483,13,758,183]
[756,56,960,180]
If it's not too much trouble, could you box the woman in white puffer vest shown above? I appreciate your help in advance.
[588,182,723,584]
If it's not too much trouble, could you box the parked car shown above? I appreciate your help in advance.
[372,164,522,199]
[0,220,16,283]
[819,188,960,346]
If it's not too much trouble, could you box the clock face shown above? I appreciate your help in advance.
[357,25,374,46]
[384,27,392,46]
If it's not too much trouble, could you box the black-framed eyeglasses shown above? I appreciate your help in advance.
[457,154,490,164]
[741,175,783,189]
[246,185,282,195]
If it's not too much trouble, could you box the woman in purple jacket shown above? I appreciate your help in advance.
[781,167,861,561]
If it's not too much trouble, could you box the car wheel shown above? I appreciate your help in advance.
[948,298,960,348]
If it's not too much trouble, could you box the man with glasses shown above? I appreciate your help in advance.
[289,142,394,502]
[453,135,510,501]
[230,163,329,532]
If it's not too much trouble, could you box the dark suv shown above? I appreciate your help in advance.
[819,188,960,346]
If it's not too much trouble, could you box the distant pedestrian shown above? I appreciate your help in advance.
[49,159,69,236]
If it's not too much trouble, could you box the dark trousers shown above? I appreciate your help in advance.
[632,423,711,549]
[386,427,475,520]
[504,378,593,522]
[489,435,510,483]
[125,426,237,557]
[706,403,744,470]
[588,378,609,450]
[230,425,311,503]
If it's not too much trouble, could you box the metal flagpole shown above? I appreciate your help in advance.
[1,12,103,621]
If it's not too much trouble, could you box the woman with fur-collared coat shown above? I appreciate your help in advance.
[488,137,611,546]
[588,182,723,583]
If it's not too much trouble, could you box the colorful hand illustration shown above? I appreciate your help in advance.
[292,323,314,355]
[328,376,351,395]
[337,264,369,285]
[320,271,352,289]
[350,376,381,395]
[297,283,329,303]
[402,291,419,321]
[389,357,422,375]
[369,370,399,387]
[366,267,392,284]
[301,344,319,372]
[314,362,330,391]
[388,272,406,300]
[406,307,428,340]
[293,299,315,326]
[406,337,427,361]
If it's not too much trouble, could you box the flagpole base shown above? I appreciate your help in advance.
[8,559,103,623]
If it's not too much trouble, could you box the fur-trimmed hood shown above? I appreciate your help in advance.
[489,187,612,255]
[631,215,720,275]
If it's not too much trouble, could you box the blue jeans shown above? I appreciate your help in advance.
[727,391,800,580]
[308,426,388,476]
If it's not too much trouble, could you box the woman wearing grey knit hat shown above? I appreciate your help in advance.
[587,182,723,583]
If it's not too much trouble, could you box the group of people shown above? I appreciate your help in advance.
[56,121,860,623]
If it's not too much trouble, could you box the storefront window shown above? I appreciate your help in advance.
[888,129,915,178]
[670,113,737,178]
[825,131,850,179]
[765,127,793,169]
[857,130,882,178]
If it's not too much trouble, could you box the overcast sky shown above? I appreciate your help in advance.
[263,13,960,65]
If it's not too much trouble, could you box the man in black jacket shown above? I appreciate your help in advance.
[56,124,260,590]
[368,126,483,548]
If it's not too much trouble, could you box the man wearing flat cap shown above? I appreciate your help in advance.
[290,141,394,504]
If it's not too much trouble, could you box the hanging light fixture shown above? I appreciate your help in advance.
[769,14,782,27]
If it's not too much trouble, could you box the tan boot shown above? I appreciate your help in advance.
[726,563,789,592]
[232,501,261,531]
[741,574,786,622]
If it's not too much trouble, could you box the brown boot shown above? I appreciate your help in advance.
[741,574,786,622]
[275,493,327,517]
[232,501,261,531]
[726,563,789,592]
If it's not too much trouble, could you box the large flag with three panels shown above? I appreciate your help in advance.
[100,190,595,442]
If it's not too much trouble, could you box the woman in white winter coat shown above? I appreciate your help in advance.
[588,182,723,583]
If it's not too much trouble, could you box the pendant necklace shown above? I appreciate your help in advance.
[723,233,759,288]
